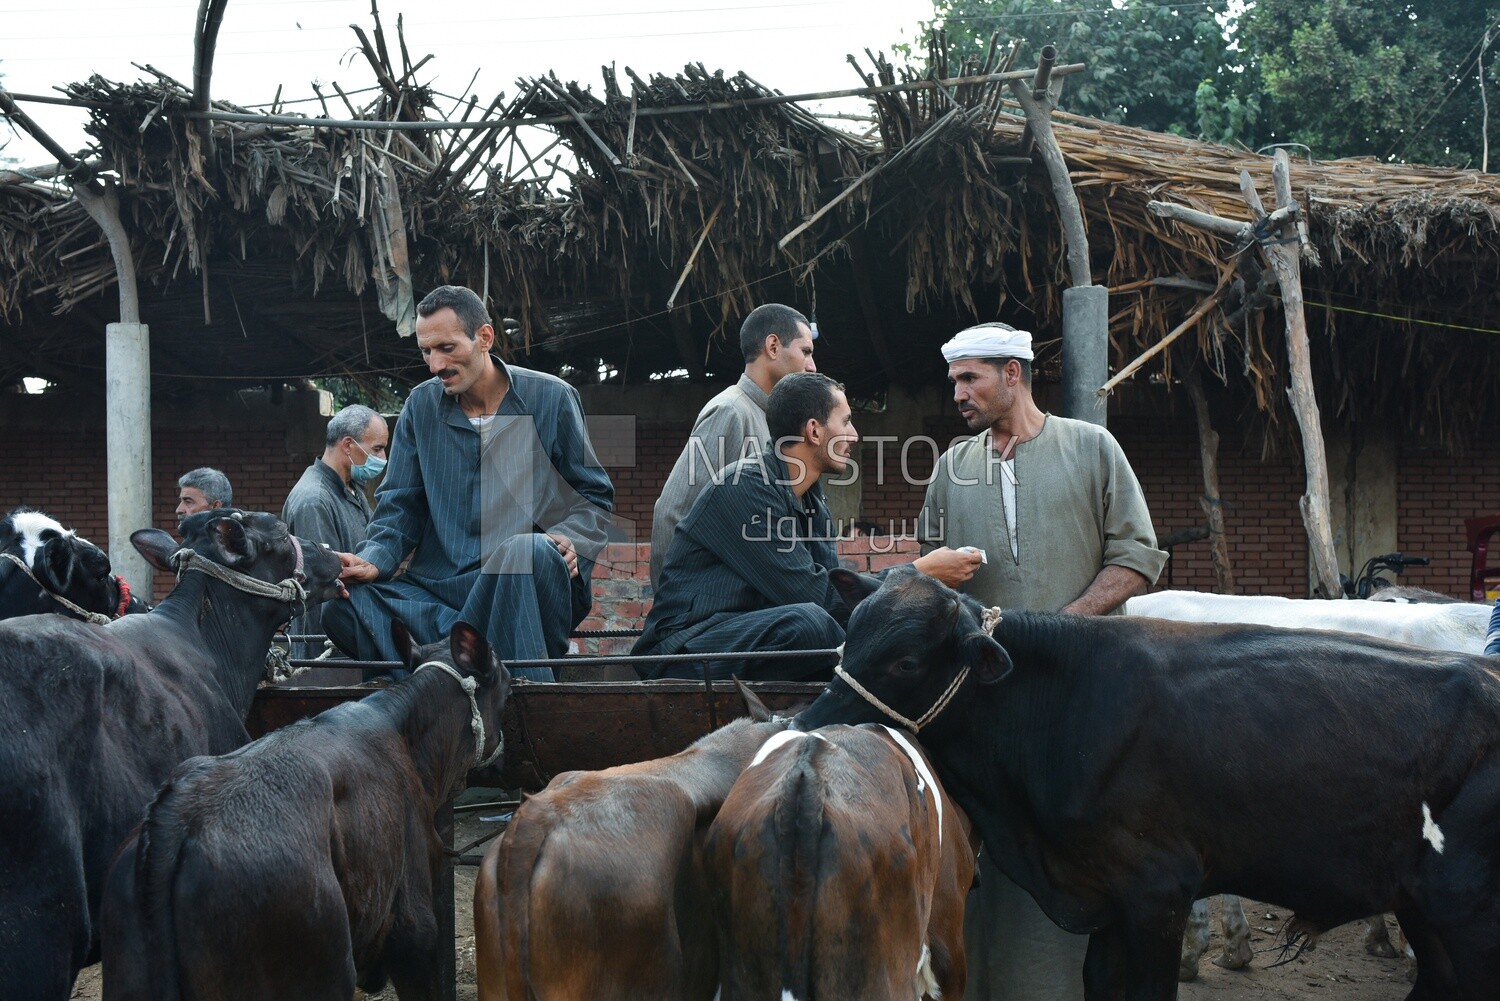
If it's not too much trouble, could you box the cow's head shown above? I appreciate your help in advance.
[393,619,511,777]
[34,532,133,620]
[132,510,345,613]
[0,508,137,621]
[796,567,1011,734]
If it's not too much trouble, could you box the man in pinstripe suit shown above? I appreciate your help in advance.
[633,372,977,680]
[326,285,614,681]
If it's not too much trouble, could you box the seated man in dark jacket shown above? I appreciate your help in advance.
[635,372,974,680]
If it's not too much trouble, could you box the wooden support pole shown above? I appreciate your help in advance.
[1267,149,1340,597]
[1137,152,1340,596]
[1181,355,1235,594]
[1147,200,1298,241]
[1007,77,1090,287]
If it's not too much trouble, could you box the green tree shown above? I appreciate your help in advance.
[1236,0,1498,165]
[929,0,1254,140]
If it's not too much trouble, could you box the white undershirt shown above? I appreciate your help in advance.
[1000,457,1018,559]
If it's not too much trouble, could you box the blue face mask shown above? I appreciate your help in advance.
[350,440,387,483]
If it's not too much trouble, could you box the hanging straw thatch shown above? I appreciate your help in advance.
[2,20,1498,444]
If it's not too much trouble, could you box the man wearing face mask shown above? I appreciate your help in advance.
[281,404,390,658]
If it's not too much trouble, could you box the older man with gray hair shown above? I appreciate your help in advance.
[281,404,390,657]
[916,319,1166,1001]
[175,467,232,523]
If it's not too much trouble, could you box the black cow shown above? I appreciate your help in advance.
[0,507,148,622]
[0,510,343,1001]
[102,619,507,1001]
[798,568,1500,1000]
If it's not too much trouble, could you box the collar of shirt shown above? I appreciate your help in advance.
[312,457,360,500]
[762,447,826,514]
[441,354,531,430]
[735,372,771,413]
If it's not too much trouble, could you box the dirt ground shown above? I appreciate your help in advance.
[72,793,1414,1001]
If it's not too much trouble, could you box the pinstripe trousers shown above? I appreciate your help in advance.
[637,602,842,681]
[323,534,588,681]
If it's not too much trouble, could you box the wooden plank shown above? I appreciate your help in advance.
[248,680,824,792]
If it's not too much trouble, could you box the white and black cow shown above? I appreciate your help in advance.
[800,568,1500,1001]
[0,508,147,622]
[0,510,343,1001]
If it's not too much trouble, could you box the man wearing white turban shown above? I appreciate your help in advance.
[917,320,1168,1001]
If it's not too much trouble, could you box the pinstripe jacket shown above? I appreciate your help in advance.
[355,359,614,608]
[634,449,853,655]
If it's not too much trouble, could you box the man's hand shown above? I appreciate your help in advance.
[547,533,580,579]
[912,546,984,588]
[338,551,379,587]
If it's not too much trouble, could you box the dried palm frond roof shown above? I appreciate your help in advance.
[1,32,1497,444]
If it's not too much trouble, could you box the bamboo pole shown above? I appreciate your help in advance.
[665,201,723,310]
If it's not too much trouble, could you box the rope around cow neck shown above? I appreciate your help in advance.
[0,551,115,626]
[415,659,505,769]
[170,545,307,605]
[832,605,1004,734]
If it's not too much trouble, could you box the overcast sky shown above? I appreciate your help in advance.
[2,0,933,166]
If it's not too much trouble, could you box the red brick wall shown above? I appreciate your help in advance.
[573,537,927,655]
[607,420,690,542]
[0,421,312,597]
[4,403,1494,614]
[1396,441,1500,598]
[1115,416,1313,597]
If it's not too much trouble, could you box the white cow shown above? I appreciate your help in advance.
[1123,589,1491,980]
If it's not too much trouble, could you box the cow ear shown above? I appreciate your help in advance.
[209,516,252,567]
[450,620,494,679]
[830,568,882,610]
[390,619,417,670]
[961,631,1013,685]
[35,536,78,594]
[734,676,773,722]
[132,529,181,573]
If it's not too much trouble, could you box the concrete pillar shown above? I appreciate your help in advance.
[1061,284,1109,427]
[106,322,153,601]
[1325,419,1398,595]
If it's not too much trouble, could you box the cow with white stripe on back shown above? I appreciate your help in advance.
[704,723,976,1001]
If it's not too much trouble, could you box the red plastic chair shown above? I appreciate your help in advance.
[1465,515,1500,602]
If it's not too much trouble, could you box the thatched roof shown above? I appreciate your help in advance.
[3,33,1498,443]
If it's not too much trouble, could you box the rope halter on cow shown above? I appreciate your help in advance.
[0,551,127,626]
[416,659,505,769]
[169,535,308,609]
[832,605,1004,734]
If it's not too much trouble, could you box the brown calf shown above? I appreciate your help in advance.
[704,723,976,1001]
[474,694,790,1001]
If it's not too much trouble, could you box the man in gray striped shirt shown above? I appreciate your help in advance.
[648,303,817,587]
[326,286,614,680]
